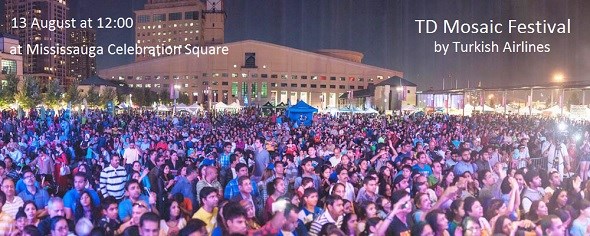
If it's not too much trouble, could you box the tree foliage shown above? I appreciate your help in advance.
[0,73,18,108]
[14,76,41,109]
[44,79,63,109]
[86,85,100,107]
[65,81,82,105]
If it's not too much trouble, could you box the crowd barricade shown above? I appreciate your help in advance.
[529,157,547,172]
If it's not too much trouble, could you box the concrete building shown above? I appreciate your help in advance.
[68,28,97,80]
[0,34,24,81]
[4,0,69,84]
[99,40,403,110]
[134,0,225,62]
[340,76,417,112]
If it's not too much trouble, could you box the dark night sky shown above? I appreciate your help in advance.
[68,0,590,89]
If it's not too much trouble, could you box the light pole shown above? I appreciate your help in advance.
[553,72,565,116]
[173,84,181,115]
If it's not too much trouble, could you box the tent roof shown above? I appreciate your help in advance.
[261,102,275,108]
[287,100,318,113]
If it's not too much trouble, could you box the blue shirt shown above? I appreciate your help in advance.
[63,189,101,211]
[219,152,231,169]
[453,161,477,176]
[412,164,433,176]
[118,195,151,221]
[170,176,197,208]
[223,177,259,200]
[18,187,50,209]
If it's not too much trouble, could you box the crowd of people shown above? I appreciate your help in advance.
[0,107,589,236]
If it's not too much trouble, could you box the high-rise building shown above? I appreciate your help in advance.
[68,28,96,80]
[4,0,69,85]
[134,0,225,62]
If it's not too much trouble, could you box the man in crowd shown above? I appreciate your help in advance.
[193,187,219,234]
[1,178,23,218]
[63,173,101,220]
[170,166,199,210]
[522,169,545,213]
[253,137,270,182]
[196,165,223,201]
[18,168,50,216]
[224,163,258,200]
[309,195,344,236]
[99,155,128,200]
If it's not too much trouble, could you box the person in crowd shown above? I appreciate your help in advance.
[99,155,127,200]
[160,198,187,236]
[17,169,50,216]
[1,178,23,219]
[73,190,101,224]
[64,173,101,220]
[309,195,345,236]
[97,196,121,236]
[192,186,219,234]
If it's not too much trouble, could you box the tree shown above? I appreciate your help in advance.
[14,76,41,109]
[100,87,118,108]
[0,73,18,108]
[44,79,63,109]
[65,81,82,105]
[86,85,100,108]
[178,92,190,104]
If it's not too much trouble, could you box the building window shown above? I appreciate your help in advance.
[349,86,355,89]
[320,85,326,88]
[153,14,166,22]
[359,78,364,82]
[138,15,150,23]
[330,76,336,81]
[251,83,257,97]
[311,76,317,80]
[222,82,228,85]
[231,82,238,96]
[301,76,307,80]
[127,76,133,80]
[339,85,345,89]
[221,73,228,77]
[349,77,355,81]
[202,73,208,77]
[291,75,297,80]
[281,75,288,80]
[271,74,278,79]
[212,81,218,85]
[358,86,364,89]
[320,76,327,80]
[169,12,182,21]
[271,83,277,87]
[301,84,307,88]
[241,73,248,78]
[241,82,248,97]
[202,81,209,85]
[1,60,17,74]
[231,73,238,78]
[185,11,199,20]
[291,84,297,88]
[330,85,336,89]
[244,53,257,68]
[311,84,317,88]
[261,74,268,78]
[281,83,287,87]
[212,73,220,77]
[251,73,258,78]
[340,77,346,81]
[261,82,268,98]
[377,76,383,80]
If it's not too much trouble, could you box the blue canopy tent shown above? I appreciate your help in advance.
[286,100,318,126]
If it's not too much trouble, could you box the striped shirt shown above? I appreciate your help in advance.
[2,196,24,219]
[309,211,343,236]
[99,165,127,200]
[0,212,14,235]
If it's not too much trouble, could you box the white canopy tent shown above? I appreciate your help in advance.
[156,104,170,111]
[213,102,228,111]
[363,107,379,114]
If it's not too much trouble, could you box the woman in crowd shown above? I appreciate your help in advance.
[340,213,359,236]
[74,190,101,224]
[160,198,187,236]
